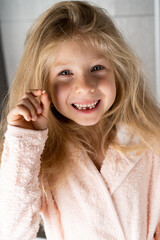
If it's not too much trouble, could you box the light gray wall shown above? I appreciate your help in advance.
[0,0,155,93]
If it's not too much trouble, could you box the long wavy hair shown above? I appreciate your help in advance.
[0,1,160,195]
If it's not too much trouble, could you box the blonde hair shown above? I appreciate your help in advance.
[0,1,160,195]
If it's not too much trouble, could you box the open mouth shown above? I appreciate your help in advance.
[72,100,101,111]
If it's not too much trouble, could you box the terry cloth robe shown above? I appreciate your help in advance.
[0,123,160,240]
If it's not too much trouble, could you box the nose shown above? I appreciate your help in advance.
[74,75,96,94]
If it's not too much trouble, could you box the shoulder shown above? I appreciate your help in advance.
[115,123,160,162]
[115,122,139,145]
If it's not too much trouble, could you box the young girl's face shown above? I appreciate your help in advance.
[49,39,116,126]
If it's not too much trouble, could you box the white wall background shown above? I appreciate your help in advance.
[0,0,156,94]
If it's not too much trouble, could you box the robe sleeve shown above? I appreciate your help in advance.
[0,124,48,240]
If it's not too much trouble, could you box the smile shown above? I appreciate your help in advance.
[72,100,101,111]
[72,100,99,109]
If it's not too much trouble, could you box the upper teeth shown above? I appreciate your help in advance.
[73,101,98,109]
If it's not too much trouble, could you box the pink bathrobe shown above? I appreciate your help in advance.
[0,124,160,240]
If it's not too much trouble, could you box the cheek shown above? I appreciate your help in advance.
[102,77,116,96]
[50,82,70,108]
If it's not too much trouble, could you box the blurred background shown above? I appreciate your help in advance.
[0,0,159,239]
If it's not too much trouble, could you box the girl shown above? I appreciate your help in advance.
[0,1,160,239]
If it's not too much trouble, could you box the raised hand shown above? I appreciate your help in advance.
[7,89,51,130]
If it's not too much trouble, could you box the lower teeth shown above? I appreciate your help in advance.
[77,106,95,110]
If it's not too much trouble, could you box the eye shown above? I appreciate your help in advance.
[91,65,104,72]
[59,70,72,76]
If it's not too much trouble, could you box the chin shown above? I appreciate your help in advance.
[73,118,100,126]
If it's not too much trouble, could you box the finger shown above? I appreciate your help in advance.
[17,98,38,121]
[25,89,43,97]
[22,92,43,115]
[11,105,32,122]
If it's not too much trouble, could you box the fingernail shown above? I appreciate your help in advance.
[33,115,37,120]
[42,90,46,94]
[37,108,42,113]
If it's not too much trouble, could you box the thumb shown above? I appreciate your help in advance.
[40,90,51,117]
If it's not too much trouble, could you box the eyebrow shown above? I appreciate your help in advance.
[53,57,110,68]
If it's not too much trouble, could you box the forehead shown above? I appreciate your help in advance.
[52,38,107,63]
